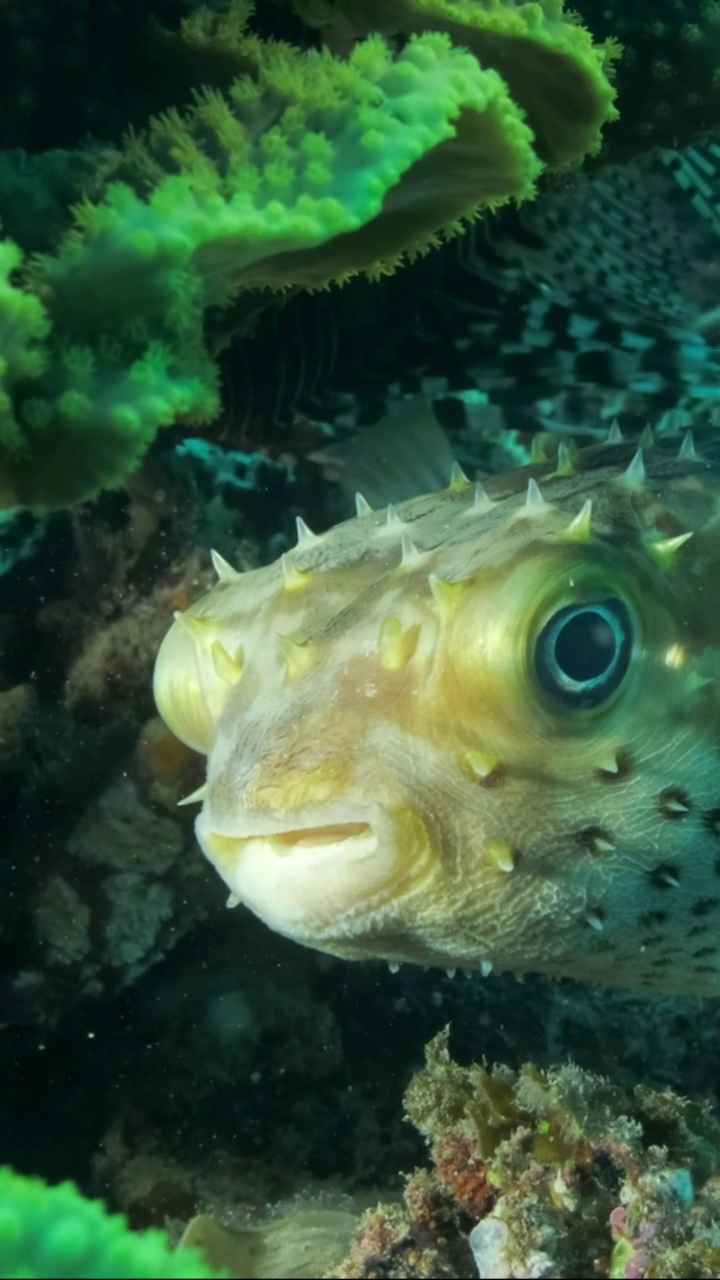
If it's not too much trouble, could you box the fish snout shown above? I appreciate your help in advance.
[195,800,436,954]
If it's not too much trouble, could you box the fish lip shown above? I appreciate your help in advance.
[196,802,382,861]
[203,822,376,858]
[196,804,389,937]
[197,800,378,839]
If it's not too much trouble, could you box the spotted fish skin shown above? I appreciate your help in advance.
[154,429,720,995]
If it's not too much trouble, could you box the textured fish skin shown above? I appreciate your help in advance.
[154,428,720,994]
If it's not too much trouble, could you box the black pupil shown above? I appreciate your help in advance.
[554,610,615,682]
[535,597,632,708]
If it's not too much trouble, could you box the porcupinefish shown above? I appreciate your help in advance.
[153,418,720,995]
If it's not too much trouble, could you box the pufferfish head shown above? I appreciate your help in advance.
[153,427,720,994]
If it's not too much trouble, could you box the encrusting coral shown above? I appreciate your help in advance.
[0,0,616,513]
[328,1030,720,1279]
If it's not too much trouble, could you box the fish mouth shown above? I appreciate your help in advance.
[255,821,374,851]
[202,821,377,864]
[196,808,397,942]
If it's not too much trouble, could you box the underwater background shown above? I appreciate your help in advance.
[4,1,720,1276]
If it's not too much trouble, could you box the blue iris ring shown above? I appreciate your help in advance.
[534,598,633,709]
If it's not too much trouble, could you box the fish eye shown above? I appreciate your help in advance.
[534,598,633,709]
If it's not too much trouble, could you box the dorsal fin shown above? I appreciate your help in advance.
[313,400,460,510]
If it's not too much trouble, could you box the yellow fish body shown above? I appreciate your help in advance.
[153,425,720,994]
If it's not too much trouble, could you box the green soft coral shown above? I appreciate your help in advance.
[0,241,50,459]
[294,0,620,166]
[0,0,616,513]
[0,22,543,512]
[0,1167,223,1279]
